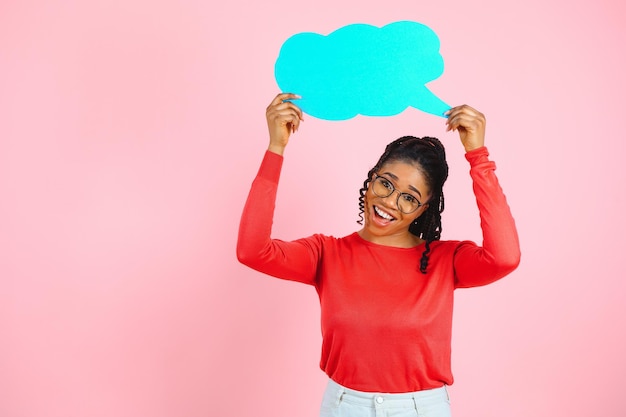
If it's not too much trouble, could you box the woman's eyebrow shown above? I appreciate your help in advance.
[380,172,423,198]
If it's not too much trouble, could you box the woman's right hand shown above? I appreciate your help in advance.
[266,93,303,155]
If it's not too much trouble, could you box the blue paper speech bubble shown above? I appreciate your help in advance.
[275,21,451,120]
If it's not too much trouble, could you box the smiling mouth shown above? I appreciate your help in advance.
[374,206,396,221]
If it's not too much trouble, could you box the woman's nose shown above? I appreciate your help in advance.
[381,191,399,209]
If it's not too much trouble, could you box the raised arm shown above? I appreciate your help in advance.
[445,105,521,287]
[236,94,320,285]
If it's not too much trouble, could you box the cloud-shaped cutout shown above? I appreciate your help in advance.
[275,21,451,120]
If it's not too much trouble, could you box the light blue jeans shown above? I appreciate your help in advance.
[319,379,452,417]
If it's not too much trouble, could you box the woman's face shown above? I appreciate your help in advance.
[361,160,431,246]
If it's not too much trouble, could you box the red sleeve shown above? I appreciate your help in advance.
[453,147,521,288]
[236,151,320,286]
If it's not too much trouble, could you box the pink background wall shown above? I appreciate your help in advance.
[1,0,625,416]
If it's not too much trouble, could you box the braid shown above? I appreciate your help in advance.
[420,241,432,274]
[358,136,449,274]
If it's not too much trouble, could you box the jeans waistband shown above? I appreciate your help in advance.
[326,379,450,409]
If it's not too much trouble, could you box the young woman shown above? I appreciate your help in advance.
[237,93,520,417]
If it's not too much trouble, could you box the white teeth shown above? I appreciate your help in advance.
[374,206,393,220]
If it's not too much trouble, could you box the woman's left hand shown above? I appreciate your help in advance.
[445,105,486,152]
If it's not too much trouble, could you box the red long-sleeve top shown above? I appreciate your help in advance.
[237,147,520,393]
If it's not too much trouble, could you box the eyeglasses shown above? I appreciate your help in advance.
[371,174,424,214]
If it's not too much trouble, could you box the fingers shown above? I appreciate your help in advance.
[268,93,304,122]
[269,92,302,107]
[266,105,302,134]
[267,93,304,132]
[444,104,485,132]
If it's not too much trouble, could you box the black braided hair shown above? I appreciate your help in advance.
[357,136,449,274]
